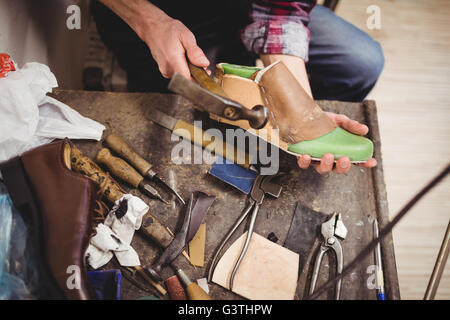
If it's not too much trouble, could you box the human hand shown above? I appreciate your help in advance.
[136,11,209,79]
[297,112,377,174]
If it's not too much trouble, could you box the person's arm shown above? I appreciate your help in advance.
[243,1,376,174]
[98,0,209,79]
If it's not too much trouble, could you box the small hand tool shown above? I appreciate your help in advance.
[373,219,386,300]
[145,107,253,169]
[105,133,185,204]
[207,174,282,290]
[95,147,169,204]
[309,212,347,300]
[168,70,268,130]
[69,144,181,260]
[146,192,215,300]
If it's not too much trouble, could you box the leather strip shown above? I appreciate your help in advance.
[186,191,215,243]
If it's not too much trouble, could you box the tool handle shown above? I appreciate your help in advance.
[186,283,212,300]
[188,62,228,98]
[70,145,125,203]
[173,119,251,169]
[134,266,167,296]
[70,145,175,250]
[105,133,152,176]
[95,148,143,188]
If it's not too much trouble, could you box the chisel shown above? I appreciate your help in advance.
[105,133,184,204]
[145,107,253,170]
[95,148,169,205]
[69,144,174,249]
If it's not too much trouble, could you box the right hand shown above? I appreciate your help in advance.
[139,15,210,79]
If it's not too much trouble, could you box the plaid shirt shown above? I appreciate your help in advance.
[241,0,317,61]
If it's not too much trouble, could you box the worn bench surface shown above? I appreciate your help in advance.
[51,89,400,300]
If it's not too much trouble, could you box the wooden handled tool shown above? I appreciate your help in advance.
[177,269,211,300]
[105,133,184,204]
[95,148,169,204]
[69,144,173,248]
[145,108,253,170]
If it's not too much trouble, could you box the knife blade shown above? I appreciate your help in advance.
[145,108,252,169]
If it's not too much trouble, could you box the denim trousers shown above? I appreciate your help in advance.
[92,3,384,102]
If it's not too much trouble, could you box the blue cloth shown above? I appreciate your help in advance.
[87,269,122,300]
[209,156,257,194]
[307,5,385,102]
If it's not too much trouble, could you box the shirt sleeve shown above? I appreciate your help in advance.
[241,1,316,61]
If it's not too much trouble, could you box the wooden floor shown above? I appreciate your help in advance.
[335,0,450,299]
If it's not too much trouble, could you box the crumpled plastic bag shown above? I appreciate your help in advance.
[85,194,149,269]
[0,183,36,300]
[0,62,105,163]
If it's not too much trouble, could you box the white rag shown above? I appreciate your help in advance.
[85,194,148,269]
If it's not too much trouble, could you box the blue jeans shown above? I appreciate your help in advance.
[307,5,384,102]
[92,3,384,102]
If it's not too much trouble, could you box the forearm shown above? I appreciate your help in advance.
[98,0,170,40]
[260,54,313,98]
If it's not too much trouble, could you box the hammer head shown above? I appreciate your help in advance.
[168,73,268,129]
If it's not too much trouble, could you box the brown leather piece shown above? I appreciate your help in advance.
[21,140,99,300]
[213,73,289,151]
[255,61,336,143]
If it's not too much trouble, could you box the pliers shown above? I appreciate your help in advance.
[309,212,348,300]
[207,174,282,290]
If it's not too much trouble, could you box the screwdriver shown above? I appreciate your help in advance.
[96,148,169,205]
[105,133,185,204]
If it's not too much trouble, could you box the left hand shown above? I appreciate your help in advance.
[297,112,377,174]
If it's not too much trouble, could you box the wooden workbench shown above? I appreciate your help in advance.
[51,89,400,300]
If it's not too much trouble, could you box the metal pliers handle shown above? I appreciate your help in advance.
[309,212,347,300]
[309,235,344,300]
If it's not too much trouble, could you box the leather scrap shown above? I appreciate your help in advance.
[254,61,336,143]
[212,232,299,300]
[188,223,206,267]
[186,191,215,243]
[283,201,329,272]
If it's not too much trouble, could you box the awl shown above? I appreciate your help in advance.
[168,69,268,130]
[105,133,185,204]
[145,108,253,170]
[96,147,170,204]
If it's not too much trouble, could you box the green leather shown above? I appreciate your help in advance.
[220,63,261,79]
[287,127,373,161]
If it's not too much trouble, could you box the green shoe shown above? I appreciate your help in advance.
[217,62,374,162]
[288,127,373,162]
